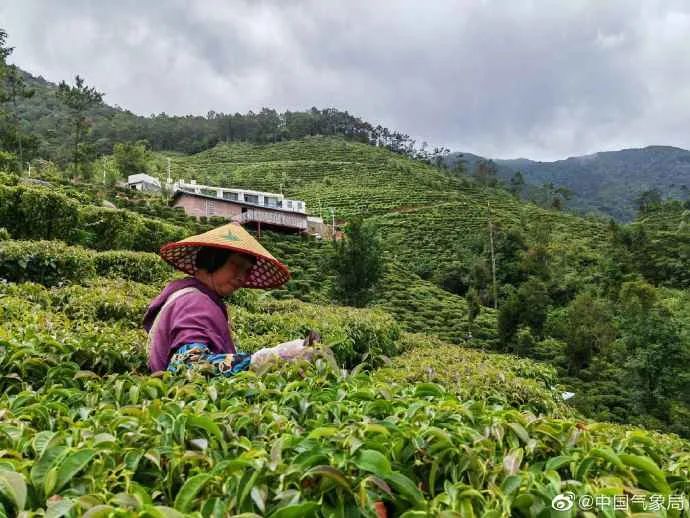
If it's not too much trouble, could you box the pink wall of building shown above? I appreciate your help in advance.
[173,194,243,220]
[172,193,308,231]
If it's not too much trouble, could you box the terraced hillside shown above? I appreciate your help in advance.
[259,232,497,346]
[622,202,690,289]
[162,136,609,288]
[370,199,607,279]
[164,138,463,219]
[635,202,690,234]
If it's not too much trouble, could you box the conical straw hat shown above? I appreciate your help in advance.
[159,223,290,289]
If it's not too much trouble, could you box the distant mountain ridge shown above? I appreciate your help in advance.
[447,145,690,221]
[13,68,690,221]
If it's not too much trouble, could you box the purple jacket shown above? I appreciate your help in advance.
[143,277,236,372]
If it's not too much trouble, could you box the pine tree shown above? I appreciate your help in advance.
[509,171,525,198]
[56,75,103,179]
[330,218,383,307]
[3,65,35,170]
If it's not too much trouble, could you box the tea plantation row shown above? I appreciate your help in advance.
[0,231,498,348]
[2,280,689,516]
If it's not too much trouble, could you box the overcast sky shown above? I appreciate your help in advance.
[2,0,690,160]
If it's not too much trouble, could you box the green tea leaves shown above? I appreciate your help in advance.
[355,449,392,478]
[0,470,27,512]
[54,449,96,493]
[303,465,353,494]
[173,474,212,512]
[30,445,68,497]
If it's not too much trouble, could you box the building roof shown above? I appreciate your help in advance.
[127,173,161,186]
[172,189,307,217]
[176,181,289,200]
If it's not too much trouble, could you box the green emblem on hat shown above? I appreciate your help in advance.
[223,230,241,241]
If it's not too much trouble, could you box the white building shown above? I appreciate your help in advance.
[172,179,306,213]
[127,174,162,192]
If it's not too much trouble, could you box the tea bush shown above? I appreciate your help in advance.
[0,184,191,254]
[376,333,572,418]
[78,206,187,252]
[93,251,174,284]
[0,300,148,390]
[1,280,401,371]
[232,298,401,369]
[0,240,95,286]
[0,184,80,241]
[0,328,688,515]
[0,240,173,286]
[49,281,160,324]
[0,171,19,185]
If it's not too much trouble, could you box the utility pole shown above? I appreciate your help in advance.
[280,171,287,197]
[330,207,336,241]
[102,156,107,185]
[487,201,498,310]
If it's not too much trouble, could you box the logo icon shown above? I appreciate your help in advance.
[222,231,240,242]
[552,492,575,511]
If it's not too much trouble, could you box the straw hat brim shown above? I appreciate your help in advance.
[159,223,290,289]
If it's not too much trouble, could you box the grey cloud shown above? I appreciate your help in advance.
[1,0,689,159]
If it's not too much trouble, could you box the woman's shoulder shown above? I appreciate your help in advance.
[167,288,228,332]
[144,277,227,331]
[144,278,197,329]
[169,284,226,315]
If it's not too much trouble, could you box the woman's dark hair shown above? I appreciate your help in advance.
[195,247,256,274]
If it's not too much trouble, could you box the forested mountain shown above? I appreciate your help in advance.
[15,64,689,224]
[6,68,445,167]
[447,146,690,221]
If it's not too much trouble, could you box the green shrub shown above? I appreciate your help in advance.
[78,205,186,252]
[0,227,9,241]
[0,240,174,286]
[0,151,16,171]
[0,281,54,308]
[0,305,148,387]
[2,294,687,517]
[227,298,401,369]
[377,333,572,416]
[0,171,19,186]
[339,308,400,365]
[0,240,95,286]
[0,184,80,241]
[93,250,173,283]
[50,280,158,324]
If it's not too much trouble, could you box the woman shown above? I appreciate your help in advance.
[143,223,317,376]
